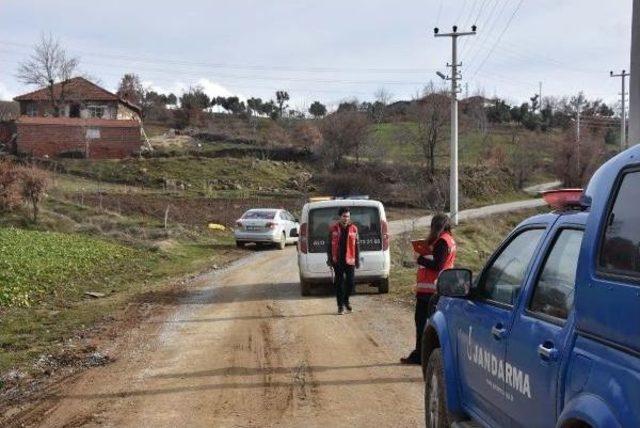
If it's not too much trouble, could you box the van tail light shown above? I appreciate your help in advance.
[381,220,390,251]
[266,222,276,229]
[299,223,308,253]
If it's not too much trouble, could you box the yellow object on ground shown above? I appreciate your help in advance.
[208,223,226,231]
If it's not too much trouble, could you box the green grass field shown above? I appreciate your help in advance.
[0,228,145,307]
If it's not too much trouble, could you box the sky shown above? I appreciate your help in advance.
[0,0,634,112]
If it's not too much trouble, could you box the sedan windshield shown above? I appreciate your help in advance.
[242,210,276,220]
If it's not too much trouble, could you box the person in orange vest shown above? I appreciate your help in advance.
[401,213,457,365]
[326,207,360,315]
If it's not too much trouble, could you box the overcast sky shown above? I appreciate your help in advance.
[0,0,633,111]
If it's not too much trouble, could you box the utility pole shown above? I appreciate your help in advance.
[575,94,584,177]
[610,70,630,150]
[434,25,477,225]
[629,0,640,146]
[576,97,582,143]
[539,81,543,112]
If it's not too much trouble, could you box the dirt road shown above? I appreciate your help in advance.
[21,248,424,427]
[5,200,545,427]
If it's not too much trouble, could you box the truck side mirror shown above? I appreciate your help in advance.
[437,269,472,298]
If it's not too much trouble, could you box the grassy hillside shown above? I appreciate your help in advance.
[370,122,556,169]
[57,157,310,195]
[389,208,544,301]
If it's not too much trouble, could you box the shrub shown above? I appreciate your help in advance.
[0,161,22,212]
[18,165,49,222]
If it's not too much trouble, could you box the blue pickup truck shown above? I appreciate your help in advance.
[423,144,640,428]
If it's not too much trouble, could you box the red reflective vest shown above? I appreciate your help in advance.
[330,223,358,266]
[416,232,457,295]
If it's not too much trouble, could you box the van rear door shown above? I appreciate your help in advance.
[306,205,384,273]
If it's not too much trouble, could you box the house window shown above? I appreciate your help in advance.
[26,104,37,117]
[86,128,101,139]
[87,105,106,118]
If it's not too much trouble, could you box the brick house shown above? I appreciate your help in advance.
[12,77,143,158]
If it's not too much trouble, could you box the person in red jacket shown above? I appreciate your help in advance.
[327,207,360,315]
[401,213,457,365]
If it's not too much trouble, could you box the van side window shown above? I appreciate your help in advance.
[476,228,545,305]
[599,171,640,278]
[529,229,583,320]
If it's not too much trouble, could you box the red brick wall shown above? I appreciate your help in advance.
[17,123,142,159]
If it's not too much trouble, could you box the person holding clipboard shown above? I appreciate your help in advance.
[401,213,457,365]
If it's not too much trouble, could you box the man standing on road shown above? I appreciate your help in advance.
[327,207,360,315]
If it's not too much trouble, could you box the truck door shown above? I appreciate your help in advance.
[456,227,545,426]
[504,227,583,427]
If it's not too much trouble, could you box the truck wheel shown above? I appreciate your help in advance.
[278,232,286,250]
[424,348,450,428]
[300,279,311,296]
[378,278,389,294]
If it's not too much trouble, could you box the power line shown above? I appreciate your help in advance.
[469,0,525,81]
[0,47,433,87]
[456,0,470,25]
[461,0,506,58]
[0,40,435,75]
[435,0,444,26]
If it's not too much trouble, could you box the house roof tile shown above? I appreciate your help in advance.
[14,77,141,113]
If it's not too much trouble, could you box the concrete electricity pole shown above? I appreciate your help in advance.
[610,70,630,150]
[629,0,640,146]
[434,25,477,225]
[539,81,543,112]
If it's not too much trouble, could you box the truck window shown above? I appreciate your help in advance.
[476,228,545,305]
[308,206,381,253]
[529,229,583,320]
[599,170,640,279]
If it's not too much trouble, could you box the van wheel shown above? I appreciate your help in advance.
[300,279,311,296]
[378,278,389,294]
[278,233,286,250]
[424,349,450,428]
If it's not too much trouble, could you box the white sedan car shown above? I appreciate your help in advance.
[234,208,300,250]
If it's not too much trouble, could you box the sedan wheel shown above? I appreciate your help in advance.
[278,232,286,250]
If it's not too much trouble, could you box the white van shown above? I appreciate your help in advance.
[295,198,390,296]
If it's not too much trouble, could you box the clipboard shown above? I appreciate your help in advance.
[411,239,432,256]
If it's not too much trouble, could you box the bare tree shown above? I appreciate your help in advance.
[401,84,449,174]
[17,33,80,117]
[508,128,539,189]
[116,73,145,107]
[372,88,392,123]
[466,93,489,137]
[0,102,19,121]
[553,129,605,187]
[320,111,370,168]
[18,166,49,222]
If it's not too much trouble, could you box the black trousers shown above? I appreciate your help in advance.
[334,264,355,308]
[409,293,437,362]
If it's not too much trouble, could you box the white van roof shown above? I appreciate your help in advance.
[303,198,385,211]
